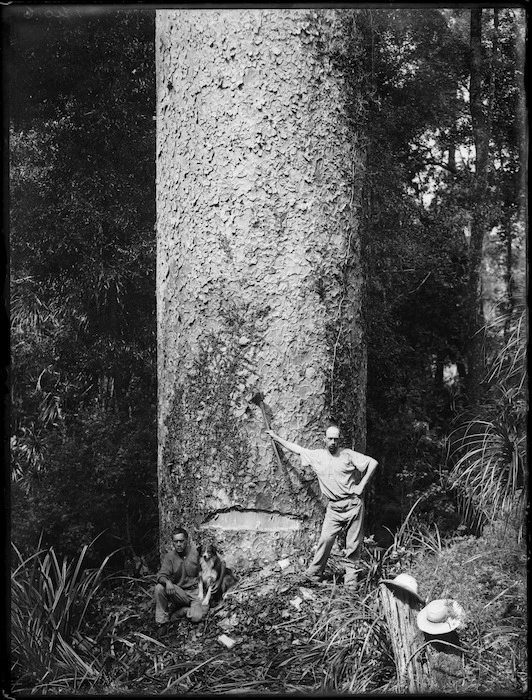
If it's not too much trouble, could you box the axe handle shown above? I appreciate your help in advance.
[258,402,284,475]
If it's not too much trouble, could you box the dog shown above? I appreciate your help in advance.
[198,541,236,607]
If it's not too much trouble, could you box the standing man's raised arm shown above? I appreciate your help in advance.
[266,430,305,455]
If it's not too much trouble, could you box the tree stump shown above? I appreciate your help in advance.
[379,583,431,693]
[423,630,467,692]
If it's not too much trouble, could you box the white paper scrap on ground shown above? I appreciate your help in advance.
[299,587,314,600]
[217,634,236,649]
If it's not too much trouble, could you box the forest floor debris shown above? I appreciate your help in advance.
[11,527,527,696]
[87,560,385,695]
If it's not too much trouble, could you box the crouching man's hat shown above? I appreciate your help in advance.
[417,598,465,634]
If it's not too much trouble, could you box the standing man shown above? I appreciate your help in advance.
[154,527,201,626]
[266,425,378,586]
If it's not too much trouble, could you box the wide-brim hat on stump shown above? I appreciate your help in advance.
[380,573,424,603]
[417,598,465,634]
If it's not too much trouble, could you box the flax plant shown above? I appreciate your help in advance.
[448,307,527,540]
[11,540,114,692]
[270,590,393,693]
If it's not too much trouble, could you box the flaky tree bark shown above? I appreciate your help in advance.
[156,9,366,568]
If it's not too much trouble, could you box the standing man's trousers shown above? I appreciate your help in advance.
[307,496,365,585]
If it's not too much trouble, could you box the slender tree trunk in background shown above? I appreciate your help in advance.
[466,8,491,405]
[156,9,366,568]
[492,11,515,330]
[513,9,527,307]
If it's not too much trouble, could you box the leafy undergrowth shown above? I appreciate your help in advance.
[11,525,527,696]
[409,522,528,696]
[75,561,396,696]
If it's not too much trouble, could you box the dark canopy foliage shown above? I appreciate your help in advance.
[8,7,158,563]
[329,8,526,538]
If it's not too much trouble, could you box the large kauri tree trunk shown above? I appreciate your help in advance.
[156,9,366,568]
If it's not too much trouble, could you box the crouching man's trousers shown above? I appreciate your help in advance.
[154,583,198,624]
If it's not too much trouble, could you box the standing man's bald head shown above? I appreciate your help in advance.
[325,425,340,454]
[325,426,340,439]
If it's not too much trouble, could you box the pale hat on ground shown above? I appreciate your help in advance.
[417,598,465,634]
[380,573,424,603]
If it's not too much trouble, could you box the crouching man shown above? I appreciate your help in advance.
[154,527,202,626]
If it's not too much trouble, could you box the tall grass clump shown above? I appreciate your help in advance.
[448,307,527,540]
[268,586,395,694]
[11,540,114,693]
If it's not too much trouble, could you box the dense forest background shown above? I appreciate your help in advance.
[9,8,158,567]
[8,7,526,567]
